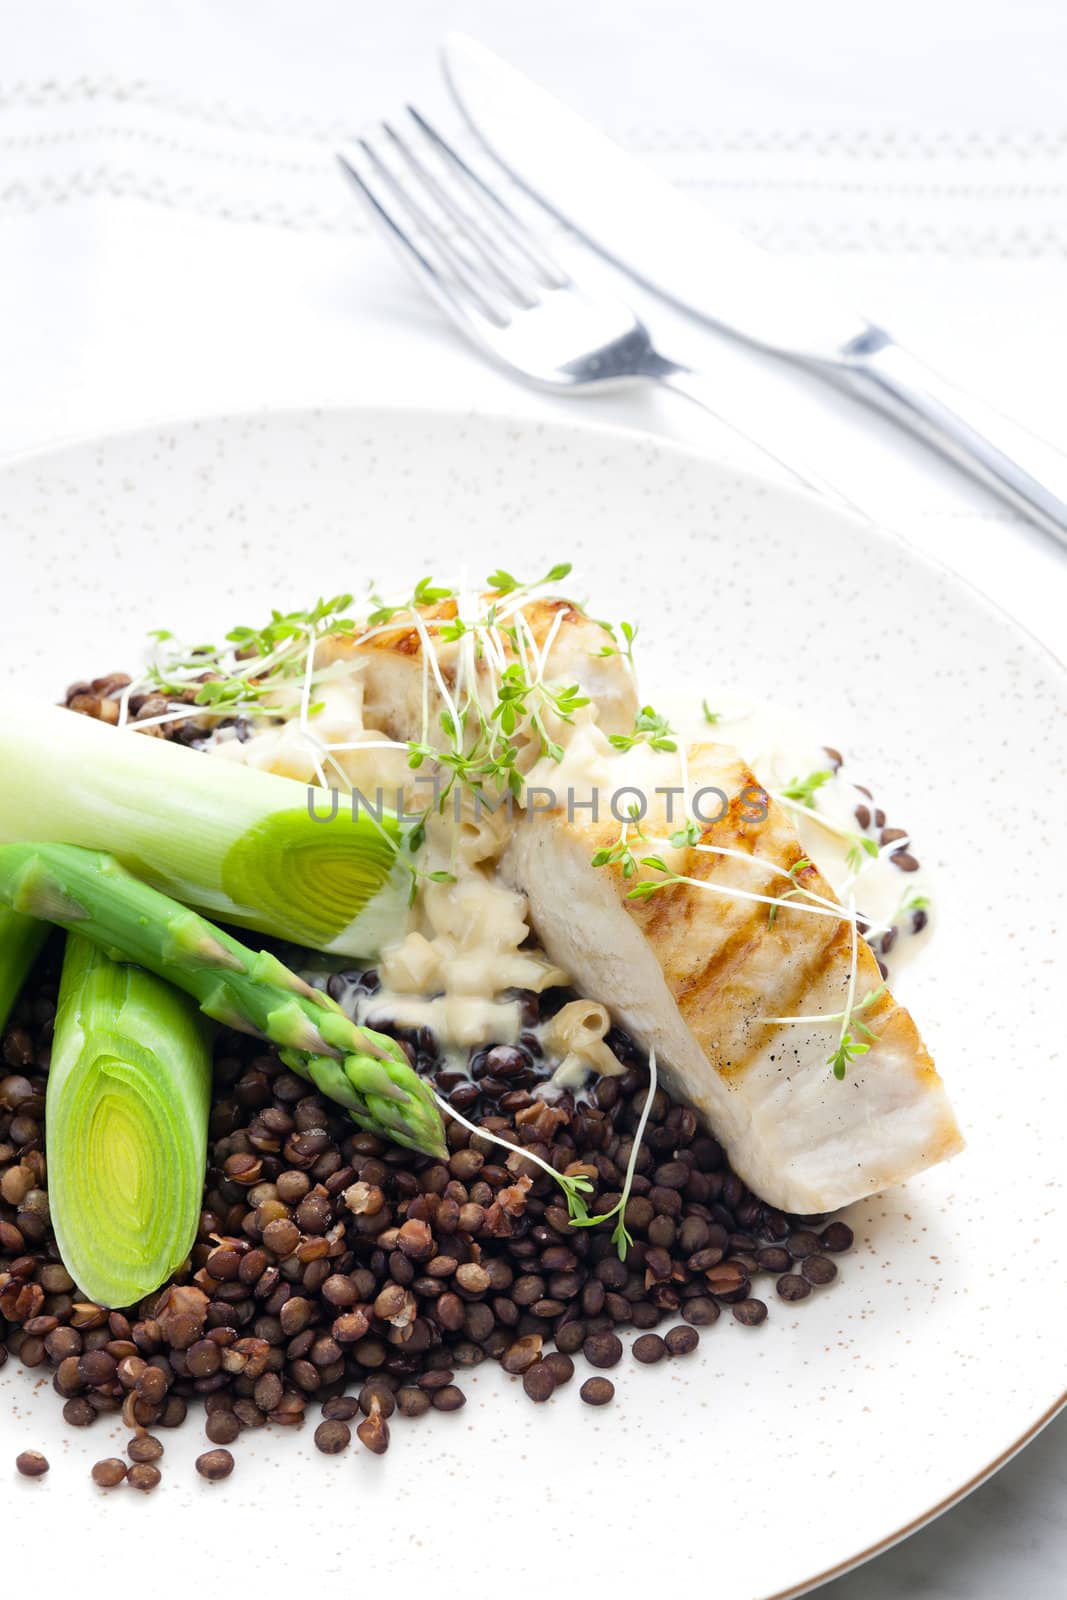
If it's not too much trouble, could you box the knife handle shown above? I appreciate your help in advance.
[837,339,1067,548]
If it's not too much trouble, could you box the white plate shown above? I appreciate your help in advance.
[2,406,1064,1600]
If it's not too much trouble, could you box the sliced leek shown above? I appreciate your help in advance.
[47,933,213,1307]
[0,697,410,955]
[0,908,48,1033]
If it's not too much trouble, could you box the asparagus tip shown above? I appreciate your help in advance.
[164,912,245,973]
[11,858,90,926]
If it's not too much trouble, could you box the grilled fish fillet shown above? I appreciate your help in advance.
[326,599,960,1212]
[503,742,963,1214]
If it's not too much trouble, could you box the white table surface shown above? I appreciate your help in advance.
[1,2,1064,1593]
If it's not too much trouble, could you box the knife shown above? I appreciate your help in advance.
[443,34,1067,546]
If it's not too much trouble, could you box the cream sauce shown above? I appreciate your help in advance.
[362,804,567,1057]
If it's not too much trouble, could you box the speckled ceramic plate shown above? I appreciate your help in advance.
[2,406,1065,1600]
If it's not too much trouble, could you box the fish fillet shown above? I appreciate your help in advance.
[503,742,963,1214]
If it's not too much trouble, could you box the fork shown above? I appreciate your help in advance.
[337,109,863,514]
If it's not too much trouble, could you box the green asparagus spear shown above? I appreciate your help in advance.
[0,907,48,1033]
[0,842,446,1161]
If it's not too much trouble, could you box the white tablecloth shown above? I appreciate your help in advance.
[1,2,1065,1593]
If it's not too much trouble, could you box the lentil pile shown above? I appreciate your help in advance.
[1,940,852,1483]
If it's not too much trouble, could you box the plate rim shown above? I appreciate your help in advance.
[3,398,1065,1598]
[780,1393,1066,1598]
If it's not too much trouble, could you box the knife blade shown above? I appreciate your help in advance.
[443,34,1067,545]
[443,34,872,363]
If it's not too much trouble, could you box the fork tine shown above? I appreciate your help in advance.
[381,120,541,308]
[356,136,509,318]
[406,107,569,290]
[336,148,506,330]
[341,139,511,327]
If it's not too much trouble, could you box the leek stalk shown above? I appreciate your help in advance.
[0,841,446,1160]
[0,697,410,955]
[48,933,212,1307]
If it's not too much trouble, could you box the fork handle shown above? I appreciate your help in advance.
[652,364,871,520]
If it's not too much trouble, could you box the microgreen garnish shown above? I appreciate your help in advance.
[593,619,638,671]
[366,595,400,627]
[225,594,357,657]
[137,595,361,725]
[627,876,671,901]
[367,576,456,627]
[486,562,572,596]
[761,885,884,1080]
[826,983,885,1078]
[590,806,647,879]
[902,893,930,914]
[780,769,833,808]
[414,577,454,606]
[762,985,883,1034]
[609,704,677,755]
[493,664,530,736]
[406,863,459,907]
[568,1050,658,1259]
[147,564,620,816]
[619,854,865,936]
[549,683,592,719]
[845,835,880,874]
[490,663,587,759]
[767,856,813,926]
[591,838,639,878]
[833,896,869,1078]
[772,785,881,887]
[827,1033,868,1079]
[382,569,596,803]
[406,817,427,855]
[701,700,721,725]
